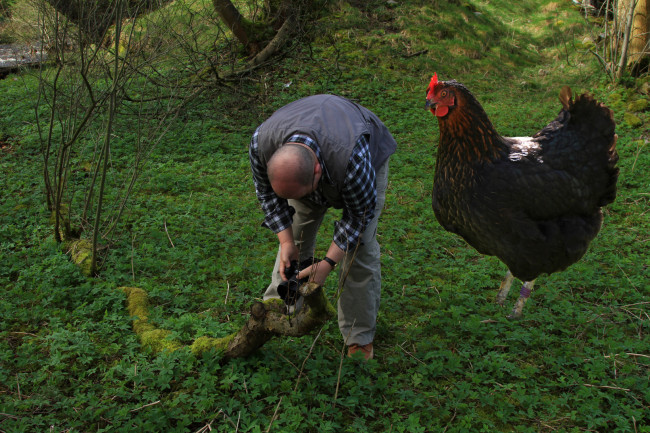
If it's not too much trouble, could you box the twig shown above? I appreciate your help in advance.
[430,285,442,303]
[612,0,638,78]
[398,342,426,365]
[582,384,631,392]
[130,400,161,412]
[620,302,650,308]
[131,232,136,282]
[442,407,458,433]
[599,353,650,360]
[275,354,299,379]
[617,264,638,292]
[333,319,356,409]
[294,326,325,392]
[163,220,175,248]
[265,396,283,433]
[194,418,215,433]
[216,409,238,429]
[8,332,38,337]
[631,139,647,173]
[224,280,231,322]
[588,48,613,82]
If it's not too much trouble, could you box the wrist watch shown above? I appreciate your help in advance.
[322,256,337,268]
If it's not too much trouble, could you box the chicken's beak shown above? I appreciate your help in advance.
[425,99,437,113]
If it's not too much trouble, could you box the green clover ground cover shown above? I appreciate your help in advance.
[1,0,649,431]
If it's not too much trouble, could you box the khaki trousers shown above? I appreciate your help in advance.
[263,160,389,346]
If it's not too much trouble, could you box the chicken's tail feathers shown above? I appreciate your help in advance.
[559,86,572,110]
[564,91,619,207]
[575,94,619,207]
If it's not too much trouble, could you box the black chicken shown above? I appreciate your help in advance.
[425,73,619,319]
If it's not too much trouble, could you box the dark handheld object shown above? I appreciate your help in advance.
[277,257,320,306]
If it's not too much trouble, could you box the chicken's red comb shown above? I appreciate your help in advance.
[430,73,439,88]
[427,73,439,99]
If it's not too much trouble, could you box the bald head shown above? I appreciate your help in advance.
[268,143,320,199]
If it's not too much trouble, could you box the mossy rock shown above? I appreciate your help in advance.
[640,81,650,96]
[627,98,649,113]
[577,35,596,50]
[624,112,643,128]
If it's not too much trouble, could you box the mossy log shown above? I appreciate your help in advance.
[65,239,93,277]
[119,282,335,359]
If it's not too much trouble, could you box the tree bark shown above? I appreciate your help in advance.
[617,0,649,70]
[247,13,295,68]
[212,0,259,54]
[628,0,648,65]
[617,0,639,78]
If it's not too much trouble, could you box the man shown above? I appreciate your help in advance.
[249,94,397,360]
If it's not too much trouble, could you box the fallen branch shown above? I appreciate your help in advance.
[120,282,336,360]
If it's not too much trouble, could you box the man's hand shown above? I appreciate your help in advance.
[277,228,298,281]
[296,242,344,286]
[297,260,332,286]
[279,241,299,280]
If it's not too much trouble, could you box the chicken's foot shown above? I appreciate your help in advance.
[507,280,535,320]
[496,271,514,306]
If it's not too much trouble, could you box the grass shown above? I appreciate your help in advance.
[1,0,649,432]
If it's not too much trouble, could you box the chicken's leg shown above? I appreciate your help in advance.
[496,271,535,319]
[508,280,535,320]
[496,271,514,306]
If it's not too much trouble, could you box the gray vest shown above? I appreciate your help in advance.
[256,95,397,207]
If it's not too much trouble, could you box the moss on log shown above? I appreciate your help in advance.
[65,239,93,276]
[119,282,335,359]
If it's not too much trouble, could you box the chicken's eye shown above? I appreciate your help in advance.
[440,90,448,98]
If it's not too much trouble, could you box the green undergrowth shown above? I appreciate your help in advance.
[1,0,649,432]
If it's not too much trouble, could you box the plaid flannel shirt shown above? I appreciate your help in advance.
[249,129,377,251]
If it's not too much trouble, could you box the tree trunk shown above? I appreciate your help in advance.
[628,0,648,65]
[617,0,649,68]
[617,0,638,78]
[247,13,295,68]
[212,0,259,54]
